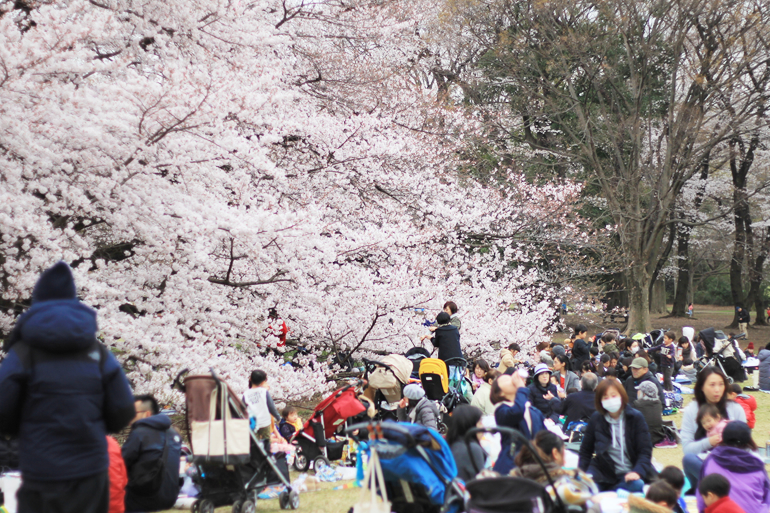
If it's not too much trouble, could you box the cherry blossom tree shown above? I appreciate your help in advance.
[0,0,592,405]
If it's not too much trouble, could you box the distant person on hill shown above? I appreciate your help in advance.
[736,306,750,335]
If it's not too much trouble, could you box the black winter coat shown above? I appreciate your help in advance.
[571,338,590,369]
[623,371,665,405]
[528,381,560,419]
[553,391,596,430]
[430,325,462,363]
[578,406,653,486]
[632,399,665,446]
[122,415,182,512]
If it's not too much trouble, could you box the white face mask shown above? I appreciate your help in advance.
[602,396,623,413]
[630,345,639,354]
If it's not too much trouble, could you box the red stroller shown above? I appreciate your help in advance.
[291,381,368,471]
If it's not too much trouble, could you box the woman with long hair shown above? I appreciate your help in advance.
[446,405,486,482]
[680,366,747,491]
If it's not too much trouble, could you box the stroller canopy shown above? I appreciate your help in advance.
[308,385,367,439]
[368,354,412,390]
[368,422,457,506]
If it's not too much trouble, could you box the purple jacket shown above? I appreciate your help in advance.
[698,446,770,513]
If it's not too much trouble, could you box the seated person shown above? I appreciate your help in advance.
[658,466,687,513]
[122,395,182,513]
[279,406,301,440]
[446,405,486,482]
[699,474,747,513]
[397,384,438,431]
[512,431,598,509]
[578,378,653,492]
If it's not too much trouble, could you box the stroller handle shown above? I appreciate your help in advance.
[345,421,416,445]
[463,426,567,512]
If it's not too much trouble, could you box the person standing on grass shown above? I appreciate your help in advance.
[736,306,750,335]
[680,367,747,492]
[0,261,135,513]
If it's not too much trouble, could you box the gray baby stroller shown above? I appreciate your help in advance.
[178,369,299,513]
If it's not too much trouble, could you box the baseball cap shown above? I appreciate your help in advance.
[629,357,649,369]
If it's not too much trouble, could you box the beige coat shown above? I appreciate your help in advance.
[470,381,495,416]
[497,348,519,374]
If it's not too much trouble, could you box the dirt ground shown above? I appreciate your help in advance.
[557,304,770,350]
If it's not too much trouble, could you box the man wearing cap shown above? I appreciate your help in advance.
[623,357,665,404]
[397,384,439,431]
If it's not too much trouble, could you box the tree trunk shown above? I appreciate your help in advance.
[672,225,692,316]
[627,263,652,334]
[650,279,668,314]
[748,229,770,326]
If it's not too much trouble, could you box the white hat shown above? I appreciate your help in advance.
[533,363,551,377]
[403,384,425,400]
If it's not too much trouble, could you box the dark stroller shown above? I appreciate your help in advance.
[180,370,299,513]
[291,381,367,472]
[696,328,746,383]
[463,427,582,513]
[346,421,465,513]
[406,347,432,379]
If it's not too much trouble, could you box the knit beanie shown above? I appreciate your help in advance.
[403,384,425,400]
[637,381,659,402]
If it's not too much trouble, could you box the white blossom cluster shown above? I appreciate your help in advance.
[0,0,591,405]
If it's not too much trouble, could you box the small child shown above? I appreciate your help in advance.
[658,466,687,513]
[698,474,747,513]
[242,369,281,440]
[650,331,677,391]
[645,481,679,511]
[698,404,728,440]
[727,384,757,429]
[279,406,301,440]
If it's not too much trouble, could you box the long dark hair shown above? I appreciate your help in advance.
[446,405,483,445]
[514,430,564,467]
[554,354,571,372]
[693,366,729,440]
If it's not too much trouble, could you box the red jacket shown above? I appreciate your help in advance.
[705,496,747,513]
[735,395,757,429]
[107,436,128,513]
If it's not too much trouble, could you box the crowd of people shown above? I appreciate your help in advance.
[1,263,769,513]
[408,313,769,512]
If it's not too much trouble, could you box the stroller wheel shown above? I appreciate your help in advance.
[240,499,256,513]
[197,499,215,513]
[437,421,448,435]
[727,376,734,384]
[280,490,300,510]
[313,455,330,472]
[294,450,309,472]
[231,499,243,513]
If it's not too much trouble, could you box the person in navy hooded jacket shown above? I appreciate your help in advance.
[0,261,135,513]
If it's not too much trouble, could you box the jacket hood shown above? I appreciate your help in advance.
[133,414,172,431]
[17,300,98,353]
[32,261,77,303]
[708,445,766,474]
[699,328,717,349]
